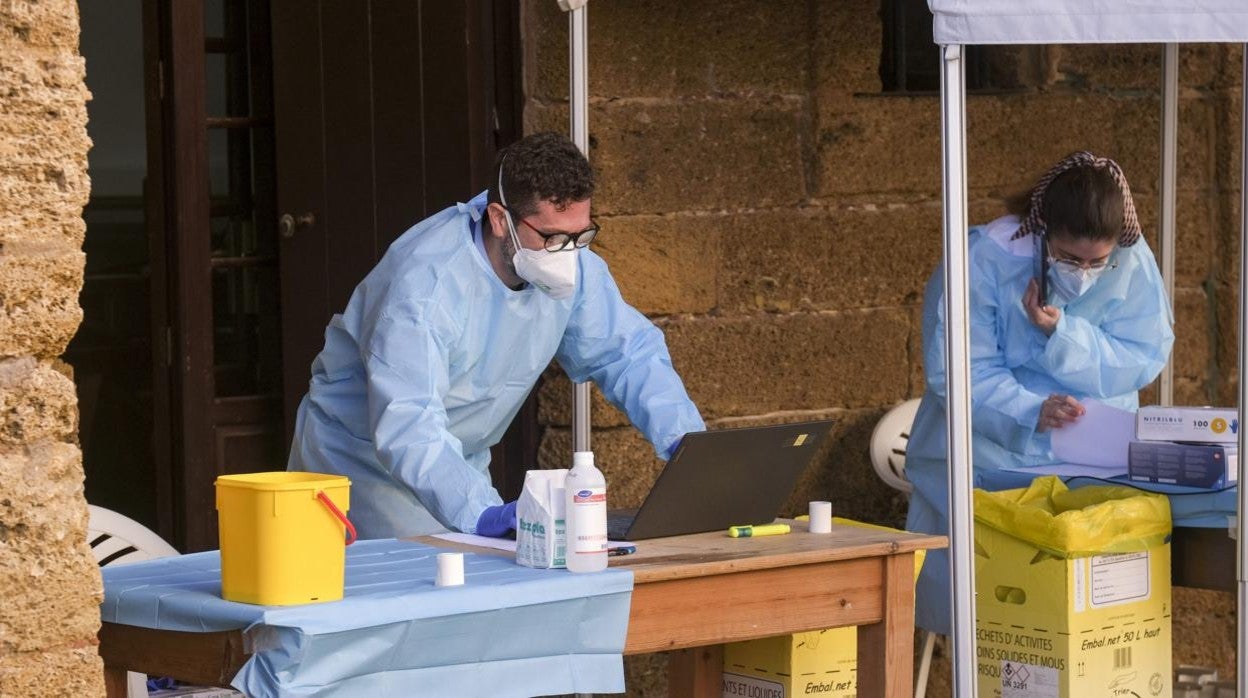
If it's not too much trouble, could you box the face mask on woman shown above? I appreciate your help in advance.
[1047,259,1110,306]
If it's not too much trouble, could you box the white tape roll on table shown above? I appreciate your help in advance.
[436,552,465,587]
[809,500,832,534]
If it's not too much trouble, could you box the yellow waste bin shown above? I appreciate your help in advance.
[974,476,1172,698]
[215,471,355,605]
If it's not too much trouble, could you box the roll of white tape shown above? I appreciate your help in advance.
[436,552,465,587]
[809,501,832,534]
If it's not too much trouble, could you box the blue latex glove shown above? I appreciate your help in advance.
[475,500,518,537]
[665,436,685,461]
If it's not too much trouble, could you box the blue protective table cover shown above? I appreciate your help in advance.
[101,539,634,697]
[979,468,1236,529]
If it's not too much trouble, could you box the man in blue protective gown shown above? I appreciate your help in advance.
[905,151,1174,636]
[288,132,705,540]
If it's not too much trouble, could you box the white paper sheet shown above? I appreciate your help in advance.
[1050,399,1135,468]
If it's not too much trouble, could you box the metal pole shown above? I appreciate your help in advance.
[940,43,978,698]
[1159,43,1178,406]
[569,4,592,452]
[1236,42,1247,698]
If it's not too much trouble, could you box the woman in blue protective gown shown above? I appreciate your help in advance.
[287,133,704,540]
[904,151,1175,636]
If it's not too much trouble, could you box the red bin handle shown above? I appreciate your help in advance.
[316,491,357,546]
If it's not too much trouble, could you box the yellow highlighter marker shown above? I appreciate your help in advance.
[728,523,791,538]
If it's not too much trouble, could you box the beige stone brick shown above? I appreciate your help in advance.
[718,203,942,313]
[0,645,103,698]
[814,0,884,97]
[0,443,100,654]
[0,241,84,357]
[0,0,80,49]
[663,310,912,418]
[538,373,630,429]
[1171,587,1236,680]
[528,99,808,216]
[527,0,810,102]
[1172,287,1212,386]
[815,94,1211,198]
[592,213,719,315]
[1213,283,1239,406]
[1056,44,1231,92]
[0,358,80,447]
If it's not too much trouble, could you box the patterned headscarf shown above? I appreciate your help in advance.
[1010,151,1141,247]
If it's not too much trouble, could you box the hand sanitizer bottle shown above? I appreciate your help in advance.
[564,450,607,573]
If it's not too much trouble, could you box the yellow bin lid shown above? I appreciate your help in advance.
[215,472,351,491]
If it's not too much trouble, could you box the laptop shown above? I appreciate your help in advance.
[607,419,835,541]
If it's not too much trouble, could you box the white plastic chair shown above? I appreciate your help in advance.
[88,505,180,697]
[868,398,936,698]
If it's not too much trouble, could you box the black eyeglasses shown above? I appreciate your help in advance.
[504,206,599,252]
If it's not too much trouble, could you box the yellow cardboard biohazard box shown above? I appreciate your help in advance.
[974,477,1173,698]
[722,518,926,698]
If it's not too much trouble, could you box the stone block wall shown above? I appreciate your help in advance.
[524,0,1240,694]
[0,1,100,695]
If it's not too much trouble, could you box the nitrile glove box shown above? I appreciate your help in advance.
[1136,406,1239,443]
[1128,440,1237,488]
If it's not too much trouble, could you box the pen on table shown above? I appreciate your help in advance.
[608,545,636,557]
[728,524,791,538]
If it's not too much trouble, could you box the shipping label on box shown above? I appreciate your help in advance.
[1128,440,1237,488]
[1136,406,1239,443]
[975,522,1172,698]
[723,627,857,698]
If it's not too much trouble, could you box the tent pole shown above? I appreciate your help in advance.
[569,4,591,453]
[1237,40,1248,698]
[1159,43,1178,406]
[940,42,978,698]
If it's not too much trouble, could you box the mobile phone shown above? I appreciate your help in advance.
[1034,234,1049,306]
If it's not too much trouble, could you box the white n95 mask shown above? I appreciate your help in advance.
[507,226,579,300]
[1047,263,1107,306]
[498,166,579,300]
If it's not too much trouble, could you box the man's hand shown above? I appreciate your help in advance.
[1024,278,1061,336]
[1036,393,1085,432]
[475,500,517,538]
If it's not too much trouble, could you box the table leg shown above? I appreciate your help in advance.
[667,645,724,697]
[103,663,130,698]
[858,552,915,697]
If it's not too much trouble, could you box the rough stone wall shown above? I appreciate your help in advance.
[525,1,1240,694]
[0,1,100,695]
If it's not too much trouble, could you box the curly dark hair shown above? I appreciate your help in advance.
[489,132,595,219]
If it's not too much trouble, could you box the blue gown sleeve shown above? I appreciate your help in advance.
[555,251,706,459]
[1033,247,1174,398]
[363,306,503,535]
[923,247,1047,457]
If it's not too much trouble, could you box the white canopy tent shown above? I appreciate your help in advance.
[928,1,1248,695]
[558,1,1248,694]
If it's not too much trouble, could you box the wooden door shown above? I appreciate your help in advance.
[271,1,532,502]
[146,0,287,551]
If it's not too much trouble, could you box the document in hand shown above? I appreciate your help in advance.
[1048,399,1135,473]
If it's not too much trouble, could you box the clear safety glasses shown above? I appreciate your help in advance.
[504,206,600,252]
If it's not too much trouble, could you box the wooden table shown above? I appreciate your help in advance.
[98,521,945,697]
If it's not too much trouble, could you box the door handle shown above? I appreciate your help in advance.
[279,212,316,238]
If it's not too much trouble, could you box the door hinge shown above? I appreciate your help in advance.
[158,60,166,101]
[165,326,174,367]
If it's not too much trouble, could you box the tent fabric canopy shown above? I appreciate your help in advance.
[928,0,1248,45]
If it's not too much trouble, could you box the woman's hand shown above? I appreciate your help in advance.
[1024,278,1061,336]
[1036,393,1085,432]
